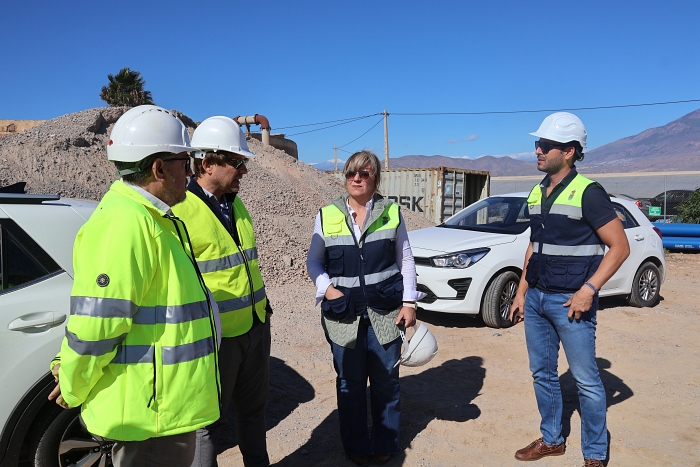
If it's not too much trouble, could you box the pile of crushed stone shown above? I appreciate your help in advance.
[0,107,435,287]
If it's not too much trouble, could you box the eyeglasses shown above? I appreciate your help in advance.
[222,156,249,169]
[162,156,192,174]
[345,170,372,180]
[535,140,569,154]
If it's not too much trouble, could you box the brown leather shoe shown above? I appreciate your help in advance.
[373,453,392,464]
[349,455,370,467]
[583,459,605,467]
[514,437,566,461]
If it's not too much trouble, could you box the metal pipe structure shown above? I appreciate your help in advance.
[234,114,271,146]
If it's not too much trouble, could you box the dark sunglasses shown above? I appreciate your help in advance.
[345,170,372,180]
[162,156,192,174]
[222,156,249,169]
[535,140,569,153]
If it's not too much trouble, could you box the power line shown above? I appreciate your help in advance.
[392,98,700,116]
[337,117,384,149]
[276,113,381,130]
[279,98,699,137]
[286,114,378,137]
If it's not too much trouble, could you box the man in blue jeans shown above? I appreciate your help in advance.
[509,112,630,467]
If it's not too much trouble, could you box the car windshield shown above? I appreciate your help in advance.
[439,196,530,234]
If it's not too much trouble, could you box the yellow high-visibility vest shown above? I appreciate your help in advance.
[173,192,267,337]
[58,181,220,441]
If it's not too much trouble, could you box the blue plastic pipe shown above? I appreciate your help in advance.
[661,236,700,250]
[653,223,700,237]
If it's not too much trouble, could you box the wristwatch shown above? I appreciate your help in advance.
[403,302,417,309]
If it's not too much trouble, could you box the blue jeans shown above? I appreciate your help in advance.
[329,320,402,458]
[524,288,607,461]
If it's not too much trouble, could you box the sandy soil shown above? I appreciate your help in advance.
[214,252,700,467]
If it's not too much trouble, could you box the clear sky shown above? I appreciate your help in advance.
[2,1,699,166]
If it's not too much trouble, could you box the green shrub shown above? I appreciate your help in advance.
[677,188,700,223]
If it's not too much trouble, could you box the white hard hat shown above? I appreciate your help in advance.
[530,112,588,149]
[191,116,256,159]
[107,105,194,163]
[394,323,438,368]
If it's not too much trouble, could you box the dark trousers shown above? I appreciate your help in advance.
[191,318,271,467]
[329,320,402,458]
[112,431,196,467]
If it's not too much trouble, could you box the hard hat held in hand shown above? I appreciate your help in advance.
[191,116,256,159]
[395,323,438,368]
[107,105,193,163]
[529,112,587,149]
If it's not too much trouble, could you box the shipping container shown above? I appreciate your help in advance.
[332,167,490,224]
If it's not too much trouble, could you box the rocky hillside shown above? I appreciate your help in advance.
[579,108,700,172]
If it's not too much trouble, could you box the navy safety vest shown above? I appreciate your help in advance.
[320,199,404,320]
[525,174,605,293]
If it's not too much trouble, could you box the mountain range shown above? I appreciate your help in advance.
[314,108,700,176]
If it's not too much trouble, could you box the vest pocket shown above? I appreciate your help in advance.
[327,249,344,275]
[368,274,404,313]
[525,256,539,286]
[545,257,588,291]
[321,294,354,322]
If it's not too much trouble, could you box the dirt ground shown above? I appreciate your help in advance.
[215,252,700,467]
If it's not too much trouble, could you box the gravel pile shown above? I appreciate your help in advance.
[0,107,435,288]
[0,107,128,199]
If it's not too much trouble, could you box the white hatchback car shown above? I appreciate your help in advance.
[409,193,666,329]
[0,188,102,467]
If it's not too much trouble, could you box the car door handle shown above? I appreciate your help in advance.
[634,235,645,241]
[8,312,67,331]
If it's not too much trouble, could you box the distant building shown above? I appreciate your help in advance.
[0,120,46,137]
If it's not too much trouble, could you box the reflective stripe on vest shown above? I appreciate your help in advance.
[197,247,258,274]
[531,242,605,256]
[330,264,401,288]
[70,296,211,325]
[218,286,267,314]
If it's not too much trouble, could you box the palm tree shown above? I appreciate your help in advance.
[100,67,155,107]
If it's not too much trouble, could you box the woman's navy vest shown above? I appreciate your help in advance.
[320,202,403,320]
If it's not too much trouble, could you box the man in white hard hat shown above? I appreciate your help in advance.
[172,116,272,467]
[509,112,629,467]
[48,105,221,467]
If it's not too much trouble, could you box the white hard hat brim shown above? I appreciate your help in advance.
[529,130,588,148]
[193,147,256,159]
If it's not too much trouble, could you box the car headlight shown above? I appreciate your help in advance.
[430,248,490,268]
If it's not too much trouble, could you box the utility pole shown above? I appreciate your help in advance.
[383,110,390,169]
[334,146,338,171]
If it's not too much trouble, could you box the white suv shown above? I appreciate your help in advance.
[0,188,102,467]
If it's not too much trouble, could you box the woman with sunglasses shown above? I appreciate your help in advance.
[306,150,425,466]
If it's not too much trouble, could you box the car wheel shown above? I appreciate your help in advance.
[481,271,519,328]
[627,262,661,307]
[32,406,114,467]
